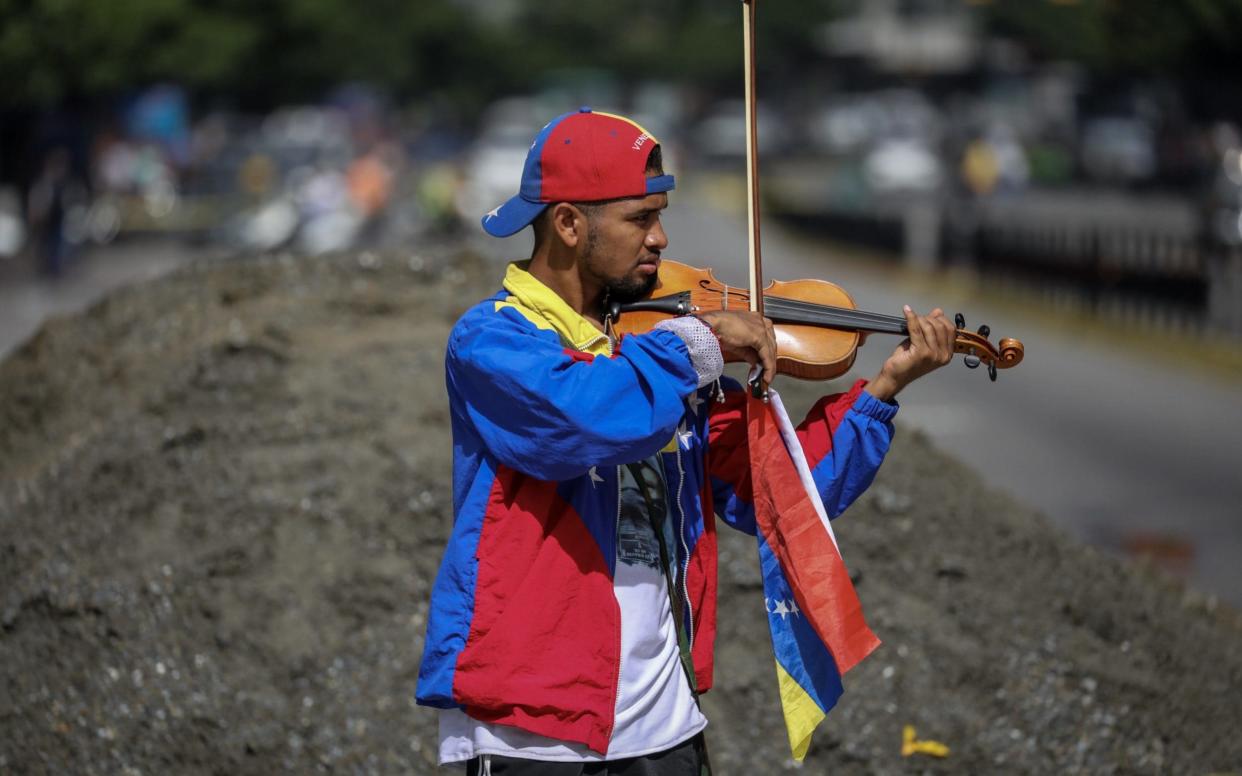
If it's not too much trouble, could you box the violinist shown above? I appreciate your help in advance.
[415,108,957,775]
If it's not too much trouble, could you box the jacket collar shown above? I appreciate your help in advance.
[503,261,611,354]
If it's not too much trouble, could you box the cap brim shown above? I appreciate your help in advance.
[481,194,548,238]
[646,174,675,194]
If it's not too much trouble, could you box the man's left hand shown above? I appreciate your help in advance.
[864,305,956,402]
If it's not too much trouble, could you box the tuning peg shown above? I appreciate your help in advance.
[988,363,998,382]
[954,312,965,329]
[977,324,990,338]
[963,354,980,369]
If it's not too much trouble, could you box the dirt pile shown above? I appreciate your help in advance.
[1,248,1239,775]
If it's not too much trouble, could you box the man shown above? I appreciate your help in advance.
[417,108,956,774]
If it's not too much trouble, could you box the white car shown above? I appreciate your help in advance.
[864,139,943,193]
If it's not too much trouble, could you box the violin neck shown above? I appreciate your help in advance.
[614,293,908,336]
[762,296,908,336]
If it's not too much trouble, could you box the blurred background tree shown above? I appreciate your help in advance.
[980,0,1242,74]
[0,0,499,109]
[0,0,259,105]
[4,0,1242,115]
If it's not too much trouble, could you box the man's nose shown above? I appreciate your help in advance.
[647,220,669,251]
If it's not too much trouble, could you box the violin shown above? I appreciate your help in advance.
[608,260,1024,382]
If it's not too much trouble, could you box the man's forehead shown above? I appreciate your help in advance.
[616,192,668,213]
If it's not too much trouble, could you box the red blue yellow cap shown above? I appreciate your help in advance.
[481,107,675,237]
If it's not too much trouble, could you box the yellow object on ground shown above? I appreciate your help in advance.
[902,725,950,758]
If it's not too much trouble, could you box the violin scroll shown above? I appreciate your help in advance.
[951,312,1024,382]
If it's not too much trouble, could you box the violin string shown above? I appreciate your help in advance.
[770,299,990,348]
[762,297,908,333]
[682,288,999,355]
[762,296,906,324]
[689,289,959,337]
[766,308,888,332]
[689,289,896,327]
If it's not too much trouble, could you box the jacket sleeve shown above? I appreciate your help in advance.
[707,377,898,533]
[446,307,700,481]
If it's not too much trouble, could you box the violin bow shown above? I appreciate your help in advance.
[742,0,768,399]
[738,0,1022,386]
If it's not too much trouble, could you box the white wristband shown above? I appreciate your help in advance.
[654,316,724,388]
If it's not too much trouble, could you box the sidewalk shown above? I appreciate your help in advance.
[0,238,198,358]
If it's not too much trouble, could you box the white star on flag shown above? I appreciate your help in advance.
[485,205,502,220]
[677,424,693,450]
[588,466,604,487]
[764,598,801,620]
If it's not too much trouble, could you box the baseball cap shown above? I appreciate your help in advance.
[481,107,675,237]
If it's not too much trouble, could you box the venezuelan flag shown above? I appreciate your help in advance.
[747,391,881,760]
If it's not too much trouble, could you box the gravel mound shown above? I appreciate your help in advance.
[2,248,1239,775]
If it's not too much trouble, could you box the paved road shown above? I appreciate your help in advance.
[657,193,1242,610]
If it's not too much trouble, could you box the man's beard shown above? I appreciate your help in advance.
[604,271,658,305]
[583,227,658,305]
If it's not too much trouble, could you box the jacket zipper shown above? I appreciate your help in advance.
[673,442,695,649]
[606,465,624,745]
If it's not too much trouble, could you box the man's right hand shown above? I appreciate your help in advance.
[695,310,778,388]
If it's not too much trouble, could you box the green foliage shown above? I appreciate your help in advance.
[981,0,1242,74]
[0,0,258,104]
[0,0,489,107]
[0,0,846,110]
[5,0,1242,111]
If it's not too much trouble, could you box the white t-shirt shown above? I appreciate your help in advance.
[438,458,706,764]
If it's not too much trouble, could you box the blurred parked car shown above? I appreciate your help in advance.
[806,99,877,156]
[864,138,943,193]
[1080,117,1157,184]
[806,89,944,157]
[1208,144,1242,246]
[691,99,787,165]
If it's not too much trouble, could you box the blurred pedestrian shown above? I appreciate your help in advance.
[415,162,465,236]
[0,187,26,260]
[26,147,75,277]
[961,137,1000,197]
[346,146,393,218]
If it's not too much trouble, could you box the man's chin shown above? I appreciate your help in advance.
[607,273,659,305]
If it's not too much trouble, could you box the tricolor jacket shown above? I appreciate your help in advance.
[415,261,899,754]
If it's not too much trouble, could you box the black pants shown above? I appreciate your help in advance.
[464,733,709,776]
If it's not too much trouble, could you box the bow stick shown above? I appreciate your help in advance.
[742,0,769,400]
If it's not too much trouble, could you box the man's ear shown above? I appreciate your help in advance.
[549,202,586,249]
